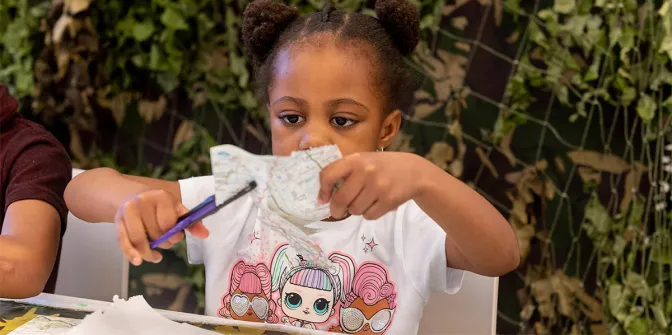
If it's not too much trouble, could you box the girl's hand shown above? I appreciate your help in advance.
[318,152,430,220]
[115,189,209,266]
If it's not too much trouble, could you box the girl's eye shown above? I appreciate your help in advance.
[331,117,356,127]
[313,298,330,315]
[280,114,304,124]
[285,293,302,309]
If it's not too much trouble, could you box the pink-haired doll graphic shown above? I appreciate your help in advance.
[336,262,397,334]
[270,244,354,330]
[218,260,279,323]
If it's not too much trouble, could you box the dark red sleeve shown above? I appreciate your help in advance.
[4,121,72,235]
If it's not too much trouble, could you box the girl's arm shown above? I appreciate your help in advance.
[414,163,520,277]
[319,152,520,278]
[64,167,181,223]
[65,168,208,265]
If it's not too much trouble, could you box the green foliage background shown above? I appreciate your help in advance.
[2,0,671,333]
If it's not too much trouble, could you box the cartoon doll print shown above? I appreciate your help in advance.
[337,262,397,334]
[219,261,279,323]
[270,244,354,330]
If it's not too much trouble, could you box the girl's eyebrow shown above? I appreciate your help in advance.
[328,98,369,112]
[271,96,307,107]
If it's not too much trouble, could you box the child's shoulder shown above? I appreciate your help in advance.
[2,117,65,150]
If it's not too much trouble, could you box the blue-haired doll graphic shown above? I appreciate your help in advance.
[270,244,354,330]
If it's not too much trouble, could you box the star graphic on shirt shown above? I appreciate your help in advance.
[366,238,378,251]
[361,235,366,241]
[363,246,369,253]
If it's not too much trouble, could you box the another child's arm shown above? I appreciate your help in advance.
[65,168,208,265]
[1,200,61,298]
[1,127,71,298]
[319,152,520,277]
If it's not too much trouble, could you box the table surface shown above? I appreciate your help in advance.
[0,293,326,335]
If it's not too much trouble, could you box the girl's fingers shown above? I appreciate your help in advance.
[186,221,209,239]
[362,201,387,221]
[319,156,355,204]
[138,198,163,241]
[178,204,209,238]
[157,200,183,245]
[157,241,175,250]
[123,202,162,263]
[116,218,142,266]
[329,172,365,219]
[347,185,377,216]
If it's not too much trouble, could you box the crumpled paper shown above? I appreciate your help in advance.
[210,145,342,266]
[64,296,215,335]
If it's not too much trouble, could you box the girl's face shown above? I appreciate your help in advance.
[280,282,335,323]
[267,40,401,157]
[228,288,270,322]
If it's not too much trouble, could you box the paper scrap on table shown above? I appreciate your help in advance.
[63,295,216,335]
[210,145,342,266]
[10,315,81,334]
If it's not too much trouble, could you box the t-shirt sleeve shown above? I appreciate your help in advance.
[398,200,464,301]
[178,175,214,264]
[4,128,72,235]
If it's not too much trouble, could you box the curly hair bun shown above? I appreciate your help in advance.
[374,0,420,56]
[242,0,299,66]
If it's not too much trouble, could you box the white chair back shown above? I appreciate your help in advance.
[54,168,129,301]
[418,272,498,334]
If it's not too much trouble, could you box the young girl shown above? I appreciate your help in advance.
[65,0,520,333]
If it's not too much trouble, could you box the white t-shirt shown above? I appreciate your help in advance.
[180,176,464,334]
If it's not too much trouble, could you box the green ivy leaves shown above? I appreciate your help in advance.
[659,1,672,61]
[506,0,670,126]
[0,0,49,98]
[504,1,672,334]
[636,94,656,122]
[160,7,189,30]
[553,0,575,14]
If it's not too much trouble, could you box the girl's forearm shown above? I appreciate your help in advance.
[413,163,520,277]
[64,168,152,223]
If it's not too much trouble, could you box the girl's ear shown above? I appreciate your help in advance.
[378,109,402,149]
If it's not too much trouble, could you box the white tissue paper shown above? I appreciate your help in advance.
[64,295,216,335]
[210,144,342,226]
[210,145,343,267]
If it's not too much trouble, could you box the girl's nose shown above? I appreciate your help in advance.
[298,123,332,150]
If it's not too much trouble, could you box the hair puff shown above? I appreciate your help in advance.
[242,0,299,66]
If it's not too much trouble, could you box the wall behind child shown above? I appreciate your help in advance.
[1,0,670,334]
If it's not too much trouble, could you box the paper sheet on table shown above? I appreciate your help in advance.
[210,145,342,266]
[63,296,216,335]
[10,315,81,334]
